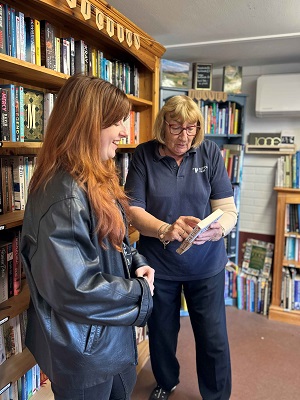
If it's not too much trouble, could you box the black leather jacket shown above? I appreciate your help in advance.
[21,170,153,388]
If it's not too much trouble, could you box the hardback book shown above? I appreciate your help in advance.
[43,92,55,132]
[242,239,274,278]
[55,36,60,72]
[1,156,14,213]
[0,323,6,365]
[40,20,56,70]
[9,155,25,211]
[0,242,7,303]
[0,84,16,141]
[23,88,44,141]
[75,39,85,74]
[176,209,224,255]
[60,37,70,75]
[222,65,242,94]
[0,2,6,54]
[66,36,75,75]
[4,3,11,56]
[34,19,41,66]
[0,87,10,141]
[10,7,16,57]
[25,16,35,64]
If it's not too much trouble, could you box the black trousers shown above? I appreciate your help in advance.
[148,269,231,400]
[51,364,136,400]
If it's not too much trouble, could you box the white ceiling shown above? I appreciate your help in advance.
[107,0,300,67]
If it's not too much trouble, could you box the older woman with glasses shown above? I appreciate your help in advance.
[125,95,237,400]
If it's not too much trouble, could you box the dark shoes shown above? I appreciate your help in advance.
[149,385,176,400]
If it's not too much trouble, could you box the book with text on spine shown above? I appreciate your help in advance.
[176,208,224,255]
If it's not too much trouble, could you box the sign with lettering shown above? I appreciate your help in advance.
[192,63,212,90]
[248,132,282,145]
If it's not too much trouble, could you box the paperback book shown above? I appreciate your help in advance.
[176,209,224,255]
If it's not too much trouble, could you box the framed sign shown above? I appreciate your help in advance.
[192,63,212,90]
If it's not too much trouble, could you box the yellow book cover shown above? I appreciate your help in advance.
[34,19,41,66]
[233,109,239,134]
[55,37,60,72]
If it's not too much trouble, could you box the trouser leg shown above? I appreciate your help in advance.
[147,278,182,391]
[183,269,231,400]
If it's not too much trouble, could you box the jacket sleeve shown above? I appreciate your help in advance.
[22,195,152,327]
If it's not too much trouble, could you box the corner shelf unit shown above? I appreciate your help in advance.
[0,0,165,396]
[269,187,300,326]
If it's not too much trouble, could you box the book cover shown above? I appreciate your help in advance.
[0,87,10,141]
[4,4,11,56]
[75,39,85,74]
[23,88,44,141]
[222,66,242,94]
[40,20,55,70]
[43,92,55,132]
[1,156,13,213]
[9,155,25,210]
[0,323,6,365]
[34,19,41,66]
[242,239,274,278]
[0,84,16,141]
[24,16,35,64]
[176,209,224,255]
[161,60,190,88]
[0,241,7,303]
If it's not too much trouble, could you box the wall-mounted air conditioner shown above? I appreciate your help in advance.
[255,73,300,117]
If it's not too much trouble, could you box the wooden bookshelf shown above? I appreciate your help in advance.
[269,187,300,326]
[0,0,164,395]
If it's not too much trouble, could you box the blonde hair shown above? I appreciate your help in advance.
[30,75,131,251]
[153,95,204,147]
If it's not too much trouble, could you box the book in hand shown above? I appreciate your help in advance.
[176,209,224,255]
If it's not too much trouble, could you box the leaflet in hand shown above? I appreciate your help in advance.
[176,209,224,255]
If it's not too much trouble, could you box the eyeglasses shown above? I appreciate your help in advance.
[164,120,200,136]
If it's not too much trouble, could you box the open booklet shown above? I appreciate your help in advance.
[176,209,224,255]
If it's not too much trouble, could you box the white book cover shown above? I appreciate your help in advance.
[176,209,224,255]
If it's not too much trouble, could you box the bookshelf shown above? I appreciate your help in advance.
[269,187,300,326]
[0,0,165,397]
[187,91,247,266]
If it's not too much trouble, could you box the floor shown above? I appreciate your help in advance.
[132,306,300,400]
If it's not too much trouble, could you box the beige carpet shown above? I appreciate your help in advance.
[132,306,300,400]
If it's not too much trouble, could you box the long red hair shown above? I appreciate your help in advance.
[29,75,131,251]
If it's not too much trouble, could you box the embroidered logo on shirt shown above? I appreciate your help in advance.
[192,166,208,173]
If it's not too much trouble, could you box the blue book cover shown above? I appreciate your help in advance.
[10,7,16,57]
[24,16,35,63]
[0,84,16,141]
[4,4,11,56]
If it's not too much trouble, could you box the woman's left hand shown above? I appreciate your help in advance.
[193,222,223,245]
[136,266,155,295]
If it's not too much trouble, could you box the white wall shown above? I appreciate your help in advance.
[212,63,300,235]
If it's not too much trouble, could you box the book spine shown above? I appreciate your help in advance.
[0,3,6,54]
[0,88,10,141]
[25,17,35,63]
[7,241,13,298]
[15,86,20,142]
[0,242,8,303]
[19,86,24,142]
[34,19,41,66]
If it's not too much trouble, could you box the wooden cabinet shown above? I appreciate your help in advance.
[269,187,300,326]
[0,0,165,396]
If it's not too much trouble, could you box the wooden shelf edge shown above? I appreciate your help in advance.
[136,339,149,375]
[269,305,300,326]
[0,348,36,390]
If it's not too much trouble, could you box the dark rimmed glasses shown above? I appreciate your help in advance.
[164,120,200,136]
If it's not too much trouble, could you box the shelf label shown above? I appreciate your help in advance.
[0,316,9,325]
[0,383,11,395]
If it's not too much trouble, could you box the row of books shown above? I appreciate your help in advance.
[285,203,300,233]
[0,3,140,96]
[0,229,22,304]
[281,267,300,310]
[0,310,27,365]
[0,84,49,142]
[275,152,300,189]
[0,155,36,216]
[0,363,48,400]
[120,110,140,145]
[135,326,148,345]
[195,99,241,135]
[220,144,244,184]
[236,272,272,315]
[284,236,300,261]
[115,153,133,186]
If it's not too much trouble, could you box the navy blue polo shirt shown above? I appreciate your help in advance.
[125,139,233,281]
